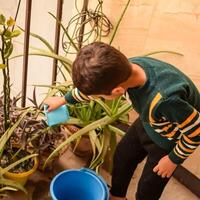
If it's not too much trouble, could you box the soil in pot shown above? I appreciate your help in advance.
[0,146,34,173]
[63,125,93,158]
[0,146,38,185]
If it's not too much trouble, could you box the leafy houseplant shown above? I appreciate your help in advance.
[0,14,66,194]
[40,83,132,172]
[17,0,132,174]
[0,14,40,193]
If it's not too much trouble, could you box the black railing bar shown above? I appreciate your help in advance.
[21,0,32,107]
[52,0,63,84]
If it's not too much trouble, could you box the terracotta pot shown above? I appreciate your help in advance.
[63,125,93,158]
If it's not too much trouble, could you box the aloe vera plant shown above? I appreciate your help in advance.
[39,81,132,173]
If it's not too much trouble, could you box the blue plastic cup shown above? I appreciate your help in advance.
[50,168,109,200]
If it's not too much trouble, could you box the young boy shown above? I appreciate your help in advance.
[44,42,200,200]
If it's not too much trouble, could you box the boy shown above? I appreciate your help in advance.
[44,42,200,200]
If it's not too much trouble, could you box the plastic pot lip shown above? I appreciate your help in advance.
[4,156,38,178]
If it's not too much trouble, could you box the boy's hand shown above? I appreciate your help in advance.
[153,155,177,178]
[43,96,66,112]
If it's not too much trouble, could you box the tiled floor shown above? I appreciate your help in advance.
[2,149,199,200]
[100,160,199,200]
[125,163,199,200]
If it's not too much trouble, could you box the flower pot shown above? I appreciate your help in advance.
[3,145,39,186]
[63,125,93,158]
[4,156,38,185]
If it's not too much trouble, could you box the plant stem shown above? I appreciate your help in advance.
[6,59,10,125]
[1,33,10,131]
[109,0,131,45]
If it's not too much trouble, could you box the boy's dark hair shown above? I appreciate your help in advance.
[72,42,132,95]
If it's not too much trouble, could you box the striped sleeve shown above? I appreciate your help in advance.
[158,97,200,164]
[64,88,91,104]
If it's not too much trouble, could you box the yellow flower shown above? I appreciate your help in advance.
[6,17,15,27]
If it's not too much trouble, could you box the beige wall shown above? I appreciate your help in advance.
[100,0,200,177]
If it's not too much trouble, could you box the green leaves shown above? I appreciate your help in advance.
[11,29,21,37]
[3,29,21,40]
[0,14,6,25]
[0,178,27,193]
[0,109,31,155]
[4,41,13,58]
[0,15,20,41]
[0,15,15,27]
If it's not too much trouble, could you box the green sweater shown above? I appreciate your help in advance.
[127,57,200,164]
[65,57,200,164]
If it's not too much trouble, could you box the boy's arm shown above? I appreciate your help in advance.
[157,97,200,164]
[64,88,90,104]
[44,88,90,111]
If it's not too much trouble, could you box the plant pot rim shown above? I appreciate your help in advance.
[4,156,38,178]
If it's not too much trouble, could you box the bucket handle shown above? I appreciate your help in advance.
[80,168,97,176]
[80,168,109,191]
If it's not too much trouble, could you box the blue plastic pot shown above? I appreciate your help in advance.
[50,168,109,200]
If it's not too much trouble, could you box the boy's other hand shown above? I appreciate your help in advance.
[153,155,177,178]
[43,96,66,112]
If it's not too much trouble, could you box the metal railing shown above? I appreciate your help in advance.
[21,0,64,106]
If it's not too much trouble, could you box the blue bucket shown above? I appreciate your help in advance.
[50,168,109,200]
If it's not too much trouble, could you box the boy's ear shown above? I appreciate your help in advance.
[111,86,125,95]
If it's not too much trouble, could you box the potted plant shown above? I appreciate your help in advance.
[0,14,66,195]
[36,81,131,173]
[0,107,38,186]
[0,14,38,191]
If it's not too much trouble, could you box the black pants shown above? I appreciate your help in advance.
[110,118,171,200]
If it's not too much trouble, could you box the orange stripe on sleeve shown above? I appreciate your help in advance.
[173,149,187,159]
[183,135,200,144]
[177,141,195,153]
[188,127,200,138]
[179,109,197,129]
[164,131,177,138]
[149,93,162,123]
[162,124,172,132]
